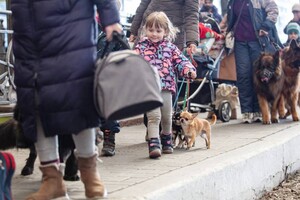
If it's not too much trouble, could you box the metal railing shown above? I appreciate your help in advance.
[0,9,15,105]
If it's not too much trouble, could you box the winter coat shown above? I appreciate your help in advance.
[135,38,196,94]
[11,0,120,142]
[226,0,283,53]
[130,0,199,50]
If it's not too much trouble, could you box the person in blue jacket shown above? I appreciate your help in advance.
[10,0,122,199]
[226,0,282,123]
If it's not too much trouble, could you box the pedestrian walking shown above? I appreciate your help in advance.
[95,0,126,157]
[10,0,122,199]
[134,11,197,159]
[226,0,282,123]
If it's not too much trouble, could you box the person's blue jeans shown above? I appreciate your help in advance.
[234,41,261,114]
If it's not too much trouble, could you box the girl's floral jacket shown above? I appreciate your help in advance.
[135,38,196,94]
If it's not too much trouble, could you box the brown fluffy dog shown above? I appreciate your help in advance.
[253,50,284,124]
[179,111,216,149]
[278,40,300,121]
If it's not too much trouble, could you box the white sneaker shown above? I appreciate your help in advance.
[253,112,262,122]
[242,112,253,124]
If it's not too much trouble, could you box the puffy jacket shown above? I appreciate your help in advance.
[130,0,199,50]
[135,38,196,94]
[11,0,120,142]
[226,0,282,52]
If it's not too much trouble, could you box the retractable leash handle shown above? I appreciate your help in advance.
[100,31,130,59]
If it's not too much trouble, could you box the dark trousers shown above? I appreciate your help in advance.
[234,41,261,113]
[100,118,120,133]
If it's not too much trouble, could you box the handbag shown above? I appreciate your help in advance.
[225,31,234,49]
[0,152,15,200]
[94,32,163,120]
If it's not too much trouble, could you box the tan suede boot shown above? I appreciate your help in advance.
[78,154,107,199]
[26,163,68,200]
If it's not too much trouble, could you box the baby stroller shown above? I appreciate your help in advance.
[175,18,237,122]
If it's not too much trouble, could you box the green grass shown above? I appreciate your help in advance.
[0,113,13,123]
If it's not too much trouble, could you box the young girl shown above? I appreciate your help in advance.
[284,22,300,47]
[135,12,197,159]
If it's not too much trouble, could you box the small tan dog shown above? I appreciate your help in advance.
[179,111,217,149]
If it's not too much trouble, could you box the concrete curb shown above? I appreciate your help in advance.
[109,124,300,200]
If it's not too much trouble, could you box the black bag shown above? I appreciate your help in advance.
[94,32,163,120]
[96,31,129,58]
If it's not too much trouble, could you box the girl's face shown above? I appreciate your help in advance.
[146,25,166,43]
[288,31,299,40]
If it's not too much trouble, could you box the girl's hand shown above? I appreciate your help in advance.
[105,23,123,41]
[188,71,197,79]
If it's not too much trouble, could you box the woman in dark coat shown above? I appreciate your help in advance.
[11,0,122,199]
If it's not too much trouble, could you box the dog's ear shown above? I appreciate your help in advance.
[253,53,262,70]
[270,50,282,77]
[273,50,280,68]
[192,112,199,119]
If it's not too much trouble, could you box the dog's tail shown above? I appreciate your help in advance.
[210,114,217,125]
[0,119,18,150]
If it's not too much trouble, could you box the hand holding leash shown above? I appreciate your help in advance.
[188,71,197,79]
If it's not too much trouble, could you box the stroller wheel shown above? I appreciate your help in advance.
[218,101,231,122]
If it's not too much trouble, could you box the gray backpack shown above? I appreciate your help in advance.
[94,33,163,120]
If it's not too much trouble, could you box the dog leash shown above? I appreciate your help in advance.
[183,48,198,68]
[186,49,198,67]
[173,78,191,110]
[173,78,186,109]
[173,50,195,109]
[182,79,190,110]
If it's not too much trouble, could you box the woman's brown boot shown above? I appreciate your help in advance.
[77,154,107,199]
[26,163,68,200]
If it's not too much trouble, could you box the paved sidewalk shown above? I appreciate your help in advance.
[8,113,300,200]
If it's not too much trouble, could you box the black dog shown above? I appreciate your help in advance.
[172,111,186,148]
